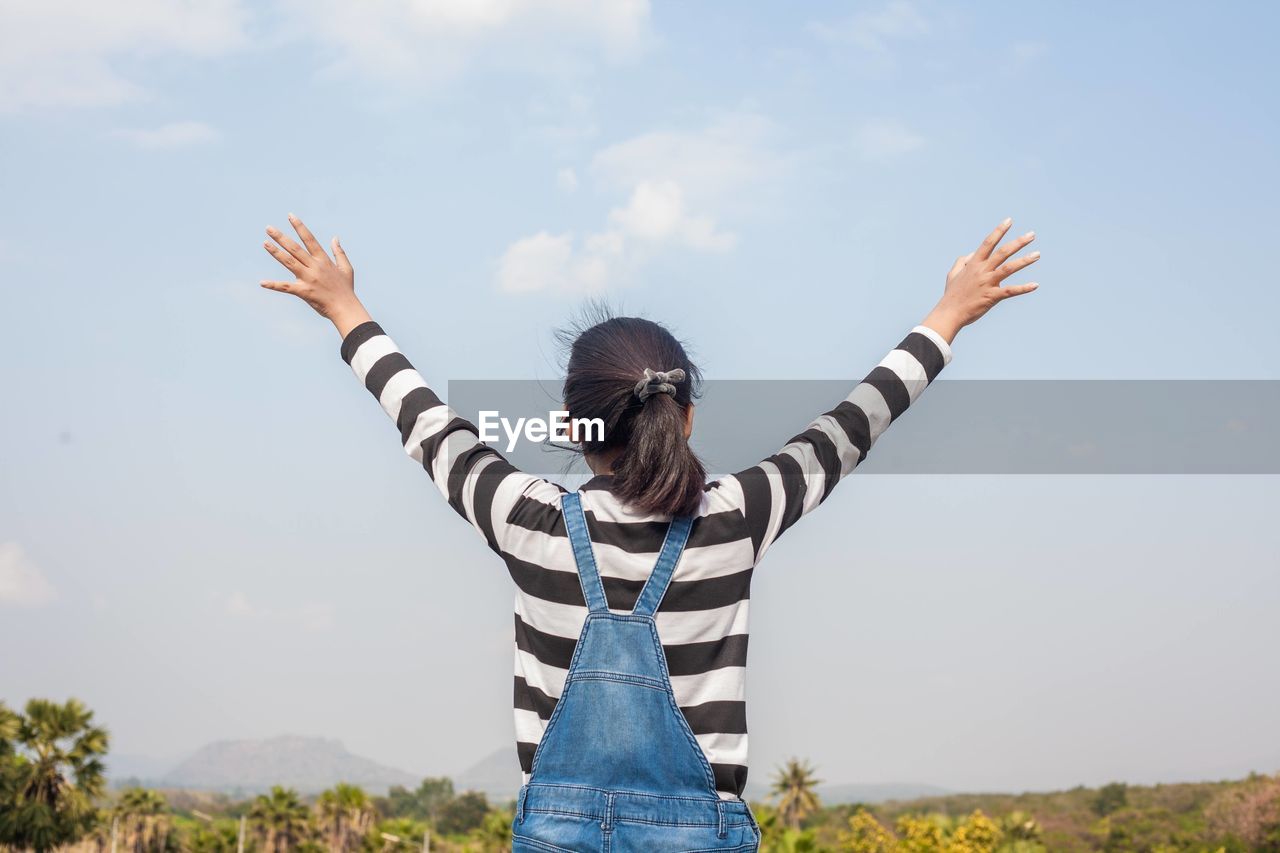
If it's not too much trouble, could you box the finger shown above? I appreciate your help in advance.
[948,251,975,279]
[288,213,327,259]
[974,217,1013,262]
[997,281,1039,300]
[991,230,1035,266]
[259,279,299,293]
[331,236,351,273]
[263,240,305,276]
[266,226,311,267]
[992,250,1041,282]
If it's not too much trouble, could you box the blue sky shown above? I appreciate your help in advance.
[2,1,1277,793]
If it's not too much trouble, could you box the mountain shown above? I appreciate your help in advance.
[452,747,523,804]
[452,747,946,807]
[742,778,949,805]
[161,735,419,794]
[811,782,951,804]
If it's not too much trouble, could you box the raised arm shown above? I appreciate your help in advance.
[261,214,549,554]
[725,217,1040,564]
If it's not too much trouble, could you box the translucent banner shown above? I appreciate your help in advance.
[445,380,1280,476]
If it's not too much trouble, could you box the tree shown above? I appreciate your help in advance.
[371,816,428,851]
[382,777,454,823]
[842,808,897,853]
[1205,773,1280,850]
[770,758,822,831]
[186,819,242,853]
[113,786,173,852]
[436,790,490,835]
[249,785,313,852]
[1092,782,1129,817]
[0,698,110,852]
[948,810,1002,853]
[895,814,945,852]
[468,809,514,852]
[317,783,376,852]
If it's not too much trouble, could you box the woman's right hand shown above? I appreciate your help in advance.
[921,217,1040,343]
[261,213,372,337]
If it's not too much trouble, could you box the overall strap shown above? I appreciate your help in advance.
[631,514,694,618]
[560,491,609,614]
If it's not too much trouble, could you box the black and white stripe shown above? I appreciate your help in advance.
[340,321,951,800]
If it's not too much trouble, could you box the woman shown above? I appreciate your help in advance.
[261,214,1039,851]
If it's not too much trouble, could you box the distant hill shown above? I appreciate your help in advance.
[161,736,419,794]
[452,747,524,804]
[742,778,949,805]
[117,736,946,805]
[811,782,951,805]
[451,746,946,807]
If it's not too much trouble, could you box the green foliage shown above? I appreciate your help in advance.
[436,790,491,835]
[772,758,824,830]
[317,782,377,852]
[1093,782,1130,817]
[1203,773,1280,852]
[467,808,514,852]
[9,697,1280,852]
[843,807,898,852]
[183,817,243,853]
[114,785,177,851]
[0,697,110,852]
[757,802,820,852]
[248,785,314,852]
[833,807,1033,852]
[381,776,456,822]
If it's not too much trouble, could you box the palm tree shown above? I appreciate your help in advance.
[0,698,110,852]
[316,782,376,851]
[113,786,172,852]
[769,758,822,831]
[249,785,313,852]
[373,817,428,851]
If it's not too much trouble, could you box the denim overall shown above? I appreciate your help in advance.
[511,492,761,852]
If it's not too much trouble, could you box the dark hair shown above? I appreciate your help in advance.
[557,305,706,517]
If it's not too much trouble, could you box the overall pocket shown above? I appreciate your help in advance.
[512,809,605,852]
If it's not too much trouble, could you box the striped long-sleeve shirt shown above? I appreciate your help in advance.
[339,320,953,800]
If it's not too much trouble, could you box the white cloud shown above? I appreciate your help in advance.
[496,179,735,294]
[0,0,643,112]
[0,542,57,607]
[589,112,778,205]
[224,591,335,632]
[497,231,579,293]
[281,0,651,83]
[0,0,247,112]
[608,181,735,251]
[808,0,930,52]
[497,113,777,293]
[111,121,220,150]
[853,117,926,161]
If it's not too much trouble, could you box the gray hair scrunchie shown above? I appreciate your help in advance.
[633,368,686,403]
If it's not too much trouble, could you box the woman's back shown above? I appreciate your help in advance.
[340,317,952,802]
[508,474,759,800]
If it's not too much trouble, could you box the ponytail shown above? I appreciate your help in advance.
[612,384,706,517]
[558,308,706,517]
